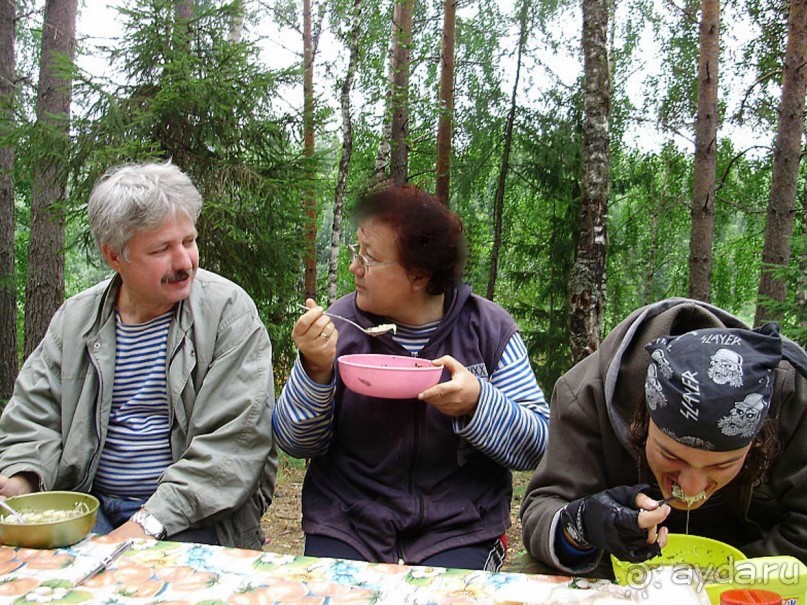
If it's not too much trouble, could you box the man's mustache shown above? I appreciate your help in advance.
[162,269,193,284]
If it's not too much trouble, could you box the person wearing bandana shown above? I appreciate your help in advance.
[518,298,807,577]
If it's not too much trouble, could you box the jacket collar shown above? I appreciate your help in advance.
[81,272,193,343]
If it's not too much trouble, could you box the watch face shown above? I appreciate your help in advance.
[133,511,165,538]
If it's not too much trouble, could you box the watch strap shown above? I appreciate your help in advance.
[130,509,167,539]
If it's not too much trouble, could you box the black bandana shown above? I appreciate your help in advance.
[644,323,782,451]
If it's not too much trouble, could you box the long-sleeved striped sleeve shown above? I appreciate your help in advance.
[453,332,549,471]
[272,357,337,458]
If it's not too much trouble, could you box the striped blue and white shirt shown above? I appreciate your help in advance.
[274,322,549,471]
[94,311,174,498]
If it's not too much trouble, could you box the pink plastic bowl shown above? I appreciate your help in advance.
[338,354,443,399]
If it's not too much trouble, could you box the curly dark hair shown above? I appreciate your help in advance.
[627,401,779,486]
[353,184,466,295]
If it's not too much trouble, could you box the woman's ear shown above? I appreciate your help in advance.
[409,272,429,292]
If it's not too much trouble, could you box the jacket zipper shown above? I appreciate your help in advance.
[79,345,104,491]
[388,333,433,562]
[165,338,186,433]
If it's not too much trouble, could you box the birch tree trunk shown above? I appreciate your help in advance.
[754,0,807,325]
[486,0,528,301]
[303,0,317,300]
[687,0,719,302]
[24,0,77,357]
[435,0,456,206]
[228,0,245,43]
[327,0,362,307]
[0,0,16,399]
[568,0,610,362]
[389,0,413,185]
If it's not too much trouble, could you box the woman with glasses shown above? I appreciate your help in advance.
[273,184,549,570]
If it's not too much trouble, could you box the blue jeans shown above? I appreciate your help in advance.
[92,492,219,545]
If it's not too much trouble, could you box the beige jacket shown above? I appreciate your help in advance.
[0,269,278,549]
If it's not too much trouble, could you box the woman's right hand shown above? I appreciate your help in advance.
[294,298,338,384]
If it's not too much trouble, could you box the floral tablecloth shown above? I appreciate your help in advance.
[0,537,637,604]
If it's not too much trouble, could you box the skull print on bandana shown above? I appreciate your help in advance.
[708,348,744,387]
[718,393,767,439]
[644,324,782,451]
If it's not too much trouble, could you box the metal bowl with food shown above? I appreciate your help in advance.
[0,491,99,548]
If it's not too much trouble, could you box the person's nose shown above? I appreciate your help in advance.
[348,254,364,277]
[173,245,194,271]
[677,467,709,495]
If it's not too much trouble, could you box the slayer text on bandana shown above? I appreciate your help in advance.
[644,324,782,451]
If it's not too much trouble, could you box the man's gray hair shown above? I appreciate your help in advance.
[88,161,203,255]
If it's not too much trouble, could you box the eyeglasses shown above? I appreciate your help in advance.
[348,243,397,273]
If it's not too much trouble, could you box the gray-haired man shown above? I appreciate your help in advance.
[0,162,277,548]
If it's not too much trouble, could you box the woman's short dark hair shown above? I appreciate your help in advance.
[628,401,779,486]
[353,184,466,295]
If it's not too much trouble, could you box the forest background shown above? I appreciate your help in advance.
[3,0,805,402]
[0,0,805,562]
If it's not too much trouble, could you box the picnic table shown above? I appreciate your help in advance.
[0,536,644,604]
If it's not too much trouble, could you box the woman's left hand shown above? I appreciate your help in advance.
[417,355,480,417]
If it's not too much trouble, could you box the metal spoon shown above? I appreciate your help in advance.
[296,304,397,337]
[0,498,25,523]
[74,540,133,587]
[640,496,678,513]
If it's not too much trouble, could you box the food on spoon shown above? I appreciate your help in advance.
[0,502,90,524]
[366,323,397,335]
[671,483,707,507]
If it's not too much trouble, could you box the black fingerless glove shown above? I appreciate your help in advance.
[559,484,662,563]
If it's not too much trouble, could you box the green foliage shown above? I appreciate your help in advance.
[502,99,582,393]
[733,0,788,129]
[8,0,799,399]
[756,234,806,347]
[608,144,692,327]
[68,0,310,383]
[606,137,789,341]
[644,0,700,136]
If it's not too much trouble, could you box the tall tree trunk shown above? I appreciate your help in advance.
[389,0,413,185]
[327,0,362,307]
[303,0,317,300]
[797,168,807,325]
[0,0,16,400]
[24,0,77,358]
[754,0,807,326]
[687,0,719,302]
[174,0,194,51]
[175,0,193,22]
[486,0,528,301]
[644,195,661,305]
[228,0,245,43]
[435,0,456,206]
[568,0,611,362]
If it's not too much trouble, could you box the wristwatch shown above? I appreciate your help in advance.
[130,510,167,540]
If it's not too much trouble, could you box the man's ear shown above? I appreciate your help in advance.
[100,244,123,272]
